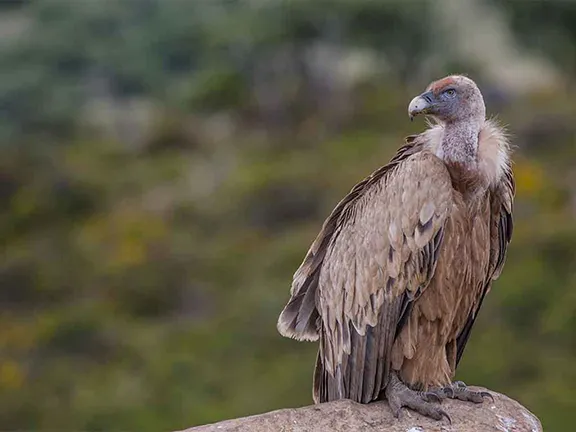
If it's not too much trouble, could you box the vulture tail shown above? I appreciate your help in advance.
[313,301,394,404]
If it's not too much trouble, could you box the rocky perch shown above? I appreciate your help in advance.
[179,387,541,432]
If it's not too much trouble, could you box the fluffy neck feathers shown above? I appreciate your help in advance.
[421,118,510,189]
[441,120,482,165]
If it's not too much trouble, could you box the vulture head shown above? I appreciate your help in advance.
[408,75,486,124]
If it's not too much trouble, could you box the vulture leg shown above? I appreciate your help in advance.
[385,373,451,423]
[426,381,494,403]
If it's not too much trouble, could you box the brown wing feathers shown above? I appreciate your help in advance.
[277,139,424,342]
[314,292,404,403]
[278,136,455,404]
[314,150,452,403]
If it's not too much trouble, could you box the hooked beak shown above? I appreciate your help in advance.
[408,91,435,121]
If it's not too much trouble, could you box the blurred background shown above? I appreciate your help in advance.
[0,0,575,431]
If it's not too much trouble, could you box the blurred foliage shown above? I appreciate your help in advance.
[491,0,576,71]
[0,0,575,431]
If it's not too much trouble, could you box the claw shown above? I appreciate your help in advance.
[443,386,455,398]
[480,391,494,402]
[440,410,452,425]
[422,391,442,404]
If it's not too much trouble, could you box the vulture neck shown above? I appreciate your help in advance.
[441,119,483,166]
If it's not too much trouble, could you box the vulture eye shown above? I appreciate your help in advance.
[444,89,456,98]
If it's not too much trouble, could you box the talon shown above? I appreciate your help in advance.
[440,410,452,425]
[443,386,455,398]
[480,391,494,402]
[424,391,442,403]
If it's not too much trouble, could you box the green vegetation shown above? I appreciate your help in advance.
[0,1,575,431]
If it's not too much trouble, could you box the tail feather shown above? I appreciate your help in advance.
[349,325,367,401]
[313,301,398,404]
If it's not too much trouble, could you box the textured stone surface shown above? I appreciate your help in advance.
[179,387,542,432]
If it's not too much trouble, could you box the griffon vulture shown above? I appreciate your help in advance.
[277,75,514,421]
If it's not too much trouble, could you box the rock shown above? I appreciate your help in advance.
[178,387,542,432]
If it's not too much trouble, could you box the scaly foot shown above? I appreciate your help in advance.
[428,380,494,403]
[385,373,451,423]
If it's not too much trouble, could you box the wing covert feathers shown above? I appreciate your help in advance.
[277,136,454,403]
[314,150,452,403]
[277,139,425,342]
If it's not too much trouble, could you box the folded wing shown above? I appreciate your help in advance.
[278,138,455,403]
